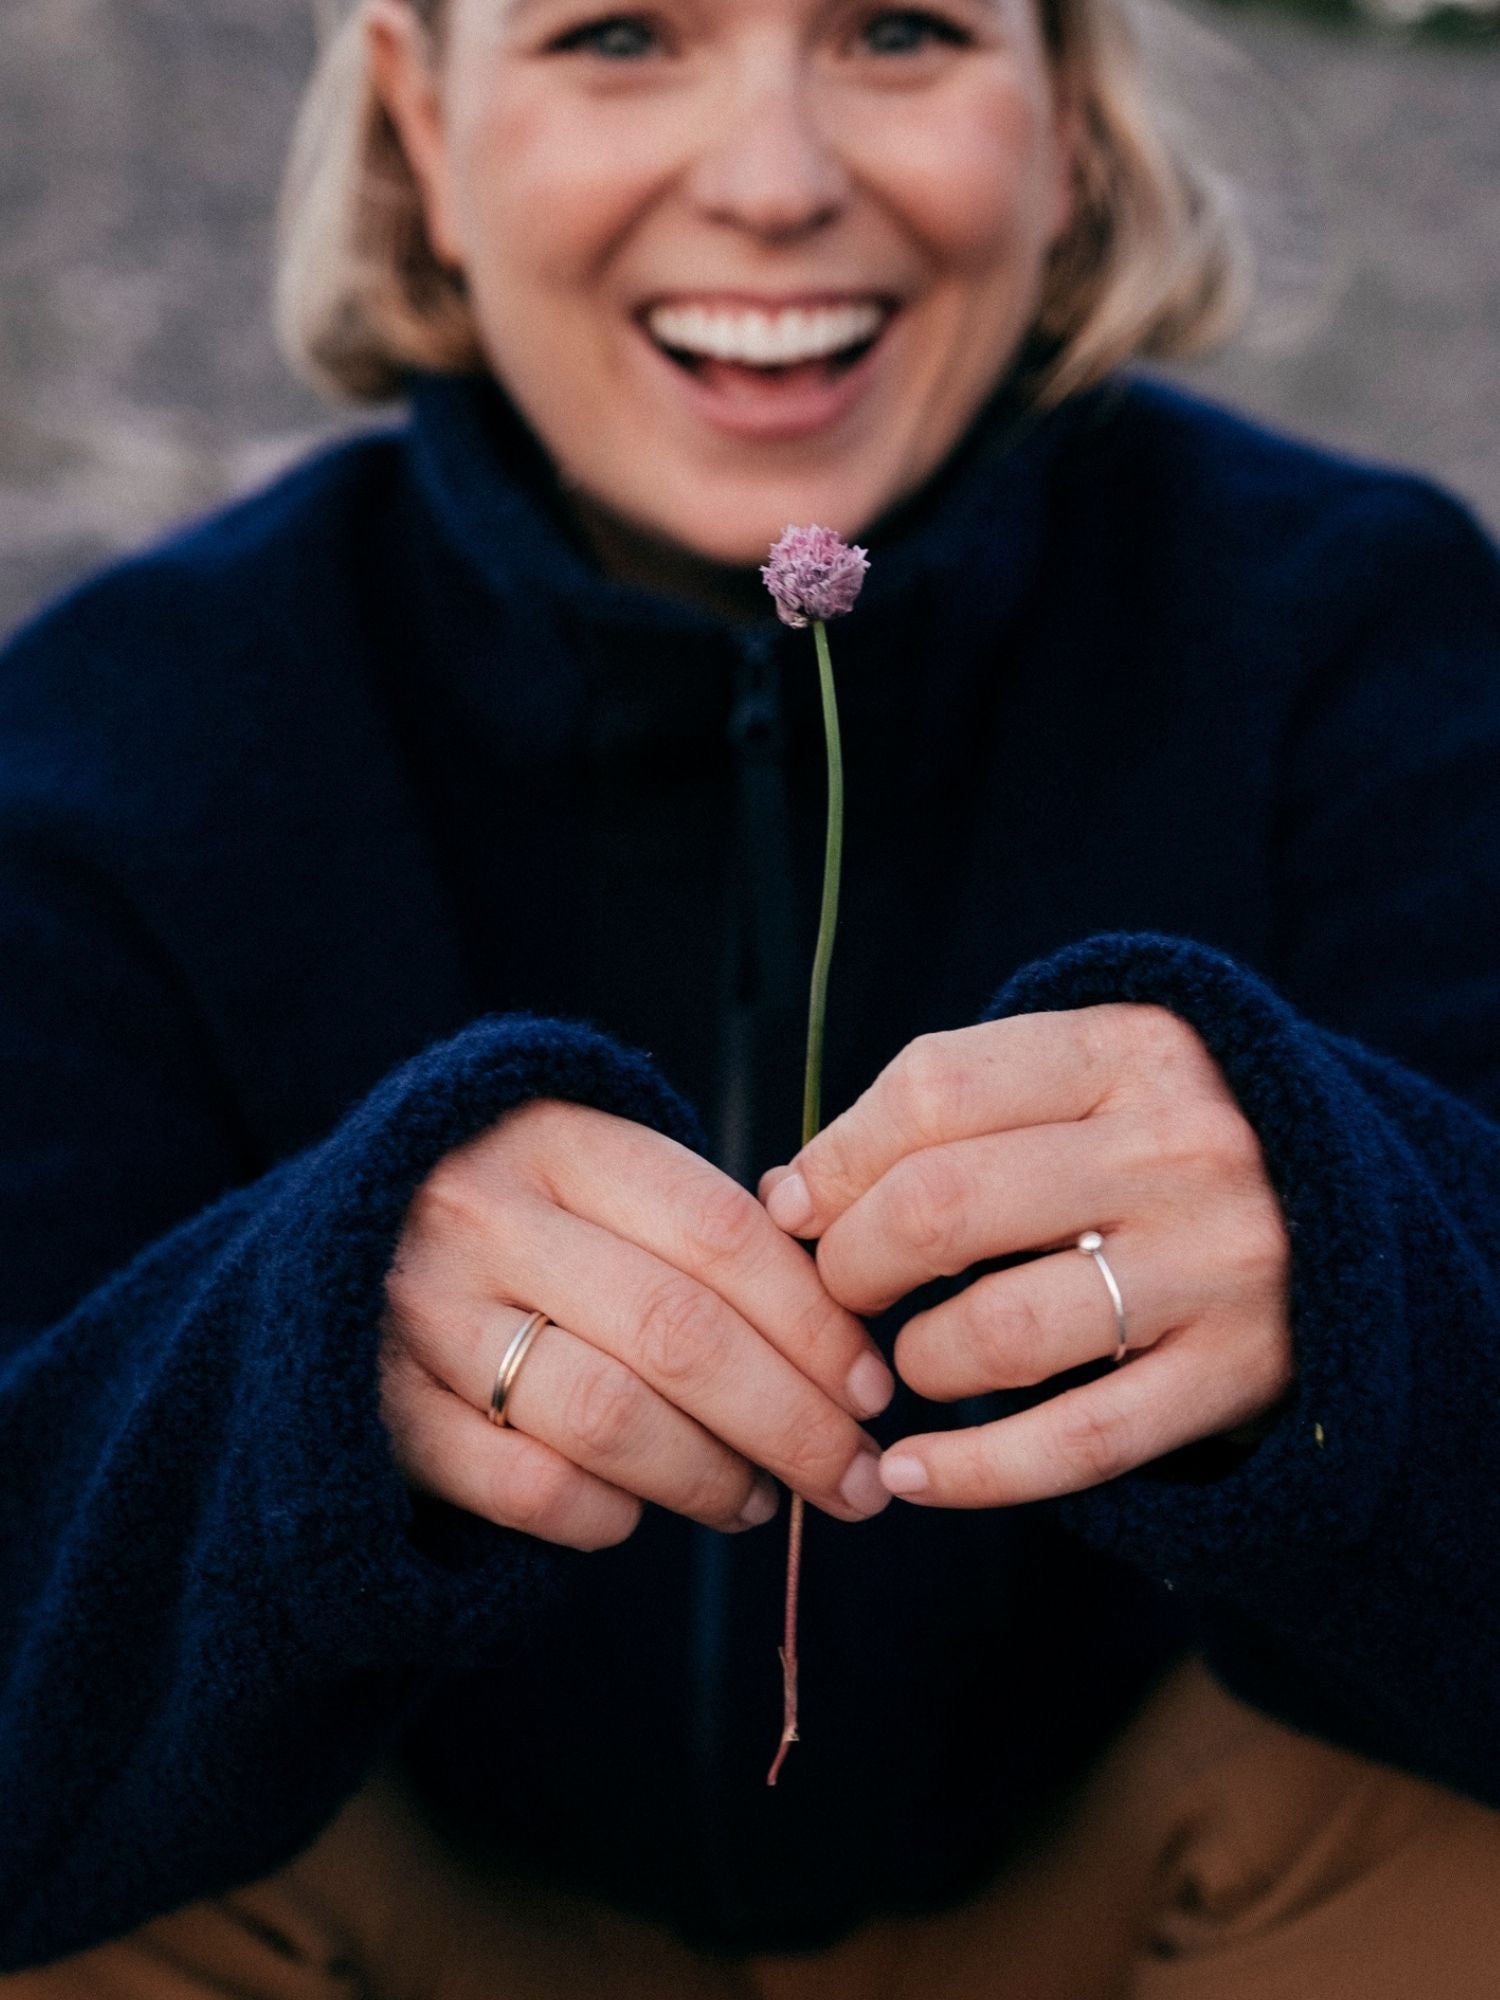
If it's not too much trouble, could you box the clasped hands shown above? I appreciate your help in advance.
[759,1002,1294,1507]
[382,1003,1293,1552]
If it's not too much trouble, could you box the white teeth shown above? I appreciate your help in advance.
[646,299,889,366]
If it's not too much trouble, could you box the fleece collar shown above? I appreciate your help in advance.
[404,369,1086,647]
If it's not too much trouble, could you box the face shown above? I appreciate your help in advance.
[371,0,1074,581]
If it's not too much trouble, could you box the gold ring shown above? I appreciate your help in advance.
[488,1309,549,1426]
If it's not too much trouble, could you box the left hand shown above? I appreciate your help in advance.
[758,1004,1294,1508]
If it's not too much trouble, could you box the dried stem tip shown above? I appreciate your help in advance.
[761,525,870,629]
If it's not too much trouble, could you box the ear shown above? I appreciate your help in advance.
[365,0,465,268]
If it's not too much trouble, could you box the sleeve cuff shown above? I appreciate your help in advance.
[231,1013,707,1668]
[983,933,1411,1592]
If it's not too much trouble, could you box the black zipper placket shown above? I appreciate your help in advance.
[689,622,802,1939]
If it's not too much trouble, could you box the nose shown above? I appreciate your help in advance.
[686,59,849,241]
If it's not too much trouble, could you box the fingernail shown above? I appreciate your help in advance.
[766,1172,813,1233]
[846,1352,895,1419]
[881,1454,930,1497]
[737,1479,780,1529]
[839,1449,891,1518]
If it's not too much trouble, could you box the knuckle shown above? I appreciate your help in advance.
[811,1237,865,1314]
[801,1139,849,1213]
[1127,1003,1196,1070]
[1180,1100,1262,1180]
[405,1156,491,1250]
[1104,1094,1248,1189]
[498,1095,572,1147]
[1134,1100,1190,1176]
[950,1427,1002,1500]
[1094,1005,1188,1103]
[679,1462,747,1527]
[563,1358,642,1462]
[480,1098,566,1178]
[1120,1103,1193,1182]
[895,1148,972,1269]
[978,1287,1052,1388]
[1054,1402,1131,1489]
[894,1032,966,1143]
[1098,1113,1147,1187]
[682,1178,764,1271]
[578,1497,646,1553]
[783,1286,851,1377]
[1064,1007,1115,1097]
[765,1405,851,1495]
[490,1097,597,1199]
[1227,1199,1292,1291]
[495,1450,577,1541]
[636,1275,733,1392]
[892,1318,946,1399]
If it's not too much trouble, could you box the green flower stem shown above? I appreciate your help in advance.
[802,618,845,1146]
[768,616,844,1789]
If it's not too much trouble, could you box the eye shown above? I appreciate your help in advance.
[548,12,662,59]
[858,8,971,54]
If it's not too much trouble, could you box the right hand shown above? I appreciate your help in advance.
[380,1099,896,1552]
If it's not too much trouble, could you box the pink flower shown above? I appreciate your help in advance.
[760,524,870,629]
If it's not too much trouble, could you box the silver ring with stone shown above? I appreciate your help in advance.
[1076,1232,1129,1366]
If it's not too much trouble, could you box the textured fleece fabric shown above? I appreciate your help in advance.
[1,370,1499,1967]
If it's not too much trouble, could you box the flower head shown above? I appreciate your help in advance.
[761,524,870,629]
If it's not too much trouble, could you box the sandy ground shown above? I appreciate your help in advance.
[1,0,1497,639]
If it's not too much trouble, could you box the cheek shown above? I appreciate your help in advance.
[867,81,1062,272]
[450,93,678,302]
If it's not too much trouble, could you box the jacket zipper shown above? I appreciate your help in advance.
[688,623,797,1939]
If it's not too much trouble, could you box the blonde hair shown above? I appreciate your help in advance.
[275,0,1248,407]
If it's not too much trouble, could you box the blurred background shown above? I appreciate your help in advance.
[2,0,1497,641]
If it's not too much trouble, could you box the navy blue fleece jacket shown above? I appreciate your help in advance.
[1,371,1499,1965]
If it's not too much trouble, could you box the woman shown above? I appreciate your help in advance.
[2,0,1499,1992]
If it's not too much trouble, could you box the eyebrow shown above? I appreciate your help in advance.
[503,0,567,21]
[491,0,538,33]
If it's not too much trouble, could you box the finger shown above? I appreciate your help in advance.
[760,1010,1115,1237]
[815,1120,1119,1317]
[457,1311,781,1532]
[536,1107,893,1420]
[502,1196,890,1524]
[496,1311,781,1533]
[382,1347,643,1552]
[879,1324,1272,1508]
[895,1228,1191,1400]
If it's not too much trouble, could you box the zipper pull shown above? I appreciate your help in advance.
[728,627,780,753]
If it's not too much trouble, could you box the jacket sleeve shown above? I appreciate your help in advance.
[0,799,704,1968]
[980,482,1500,1809]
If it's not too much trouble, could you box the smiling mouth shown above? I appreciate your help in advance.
[640,298,898,389]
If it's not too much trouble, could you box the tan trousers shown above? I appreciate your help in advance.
[10,1660,1500,1998]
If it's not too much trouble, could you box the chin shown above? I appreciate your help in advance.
[644,483,881,572]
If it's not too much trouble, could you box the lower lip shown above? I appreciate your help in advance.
[634,313,897,442]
